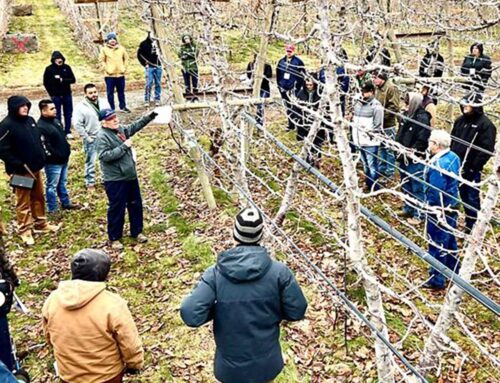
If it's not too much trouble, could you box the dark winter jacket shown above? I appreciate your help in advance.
[366,46,391,67]
[137,35,161,68]
[396,107,431,162]
[450,106,496,173]
[178,35,199,73]
[276,55,305,94]
[180,245,307,383]
[96,114,156,182]
[37,116,71,165]
[318,66,350,115]
[294,86,322,141]
[419,51,444,78]
[0,96,46,175]
[460,43,492,90]
[43,51,76,97]
[246,61,272,95]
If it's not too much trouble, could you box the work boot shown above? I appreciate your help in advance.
[132,233,148,243]
[62,203,81,210]
[20,230,35,246]
[33,223,62,234]
[109,240,124,250]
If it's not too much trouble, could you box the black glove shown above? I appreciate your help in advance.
[125,368,141,375]
[149,111,158,119]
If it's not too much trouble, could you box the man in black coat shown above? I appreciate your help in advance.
[0,96,59,245]
[246,53,273,126]
[43,51,76,137]
[460,42,492,92]
[451,93,496,232]
[419,41,444,78]
[38,99,78,214]
[181,207,307,383]
[137,33,162,106]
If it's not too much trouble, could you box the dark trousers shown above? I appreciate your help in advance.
[51,94,73,134]
[0,315,14,371]
[182,70,199,94]
[279,90,296,131]
[104,179,143,241]
[105,76,126,110]
[459,169,481,231]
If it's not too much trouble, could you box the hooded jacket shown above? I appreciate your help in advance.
[0,96,46,174]
[42,280,143,383]
[351,96,384,147]
[419,49,444,78]
[396,106,431,162]
[450,105,496,173]
[96,114,155,182]
[137,35,161,67]
[178,35,199,73]
[37,116,71,165]
[276,55,305,94]
[43,51,76,97]
[181,245,307,383]
[460,43,492,89]
[246,61,272,94]
[294,83,322,141]
[99,42,129,77]
[366,46,391,67]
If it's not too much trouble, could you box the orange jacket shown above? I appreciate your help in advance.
[42,280,143,383]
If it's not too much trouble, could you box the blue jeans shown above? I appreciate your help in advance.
[104,179,143,241]
[399,161,425,219]
[105,76,126,110]
[51,94,73,134]
[0,315,14,372]
[45,163,71,212]
[460,169,481,231]
[182,70,199,94]
[360,146,379,190]
[83,140,98,186]
[145,66,162,102]
[427,211,460,288]
[256,89,270,126]
[379,126,396,177]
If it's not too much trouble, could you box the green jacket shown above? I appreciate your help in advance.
[375,79,400,128]
[178,38,199,73]
[96,114,155,182]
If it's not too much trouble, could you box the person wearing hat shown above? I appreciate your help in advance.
[450,93,496,232]
[373,70,401,179]
[350,82,384,191]
[178,34,200,95]
[460,42,492,92]
[96,108,157,249]
[0,95,60,246]
[42,249,144,383]
[137,32,163,106]
[99,32,131,113]
[276,43,305,131]
[43,51,76,138]
[181,207,308,383]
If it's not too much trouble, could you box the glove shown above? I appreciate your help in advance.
[150,111,159,119]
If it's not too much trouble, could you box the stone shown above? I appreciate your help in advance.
[2,33,38,53]
[12,4,33,16]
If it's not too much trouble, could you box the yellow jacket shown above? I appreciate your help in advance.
[99,44,128,77]
[42,280,143,383]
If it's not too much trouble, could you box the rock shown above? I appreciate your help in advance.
[12,4,33,16]
[2,33,38,53]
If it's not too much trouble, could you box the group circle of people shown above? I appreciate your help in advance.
[0,29,497,383]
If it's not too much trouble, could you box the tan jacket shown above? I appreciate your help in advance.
[42,280,143,383]
[99,44,128,77]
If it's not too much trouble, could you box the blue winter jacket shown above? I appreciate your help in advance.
[180,245,308,383]
[425,150,461,208]
[276,55,305,94]
[0,361,17,383]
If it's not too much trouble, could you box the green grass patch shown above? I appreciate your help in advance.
[182,234,215,272]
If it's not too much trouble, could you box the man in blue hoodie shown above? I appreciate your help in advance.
[181,207,308,383]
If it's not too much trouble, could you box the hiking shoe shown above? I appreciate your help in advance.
[20,231,34,246]
[422,282,445,291]
[155,101,161,106]
[66,133,74,140]
[121,107,132,113]
[33,223,62,233]
[132,233,148,243]
[407,217,422,226]
[109,240,124,250]
[62,203,81,210]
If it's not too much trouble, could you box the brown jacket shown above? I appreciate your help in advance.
[42,280,143,383]
[375,79,400,128]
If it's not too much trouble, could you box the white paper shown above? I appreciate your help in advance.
[284,72,291,80]
[131,148,137,163]
[152,105,172,124]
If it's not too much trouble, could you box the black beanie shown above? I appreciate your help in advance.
[71,249,111,282]
[374,70,389,81]
[233,207,264,244]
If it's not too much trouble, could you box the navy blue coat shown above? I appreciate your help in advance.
[276,55,305,94]
[181,245,307,383]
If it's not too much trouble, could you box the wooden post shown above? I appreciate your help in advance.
[252,0,275,98]
[150,1,217,209]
